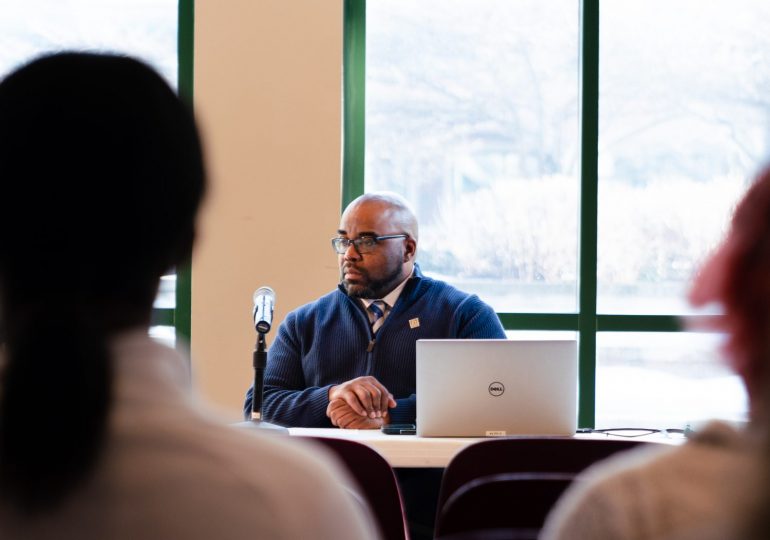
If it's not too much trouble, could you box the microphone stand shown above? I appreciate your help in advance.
[251,332,268,421]
[247,330,287,432]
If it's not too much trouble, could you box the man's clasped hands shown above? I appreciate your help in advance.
[327,376,397,429]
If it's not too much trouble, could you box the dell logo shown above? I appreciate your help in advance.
[488,382,505,397]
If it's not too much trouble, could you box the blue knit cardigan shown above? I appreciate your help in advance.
[244,265,506,427]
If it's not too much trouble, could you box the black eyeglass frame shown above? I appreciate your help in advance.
[331,234,409,255]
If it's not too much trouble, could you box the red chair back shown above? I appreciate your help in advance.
[436,472,575,538]
[308,436,409,540]
[435,437,645,538]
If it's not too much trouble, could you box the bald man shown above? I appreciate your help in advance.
[244,192,505,428]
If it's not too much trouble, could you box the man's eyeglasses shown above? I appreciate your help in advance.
[331,234,408,255]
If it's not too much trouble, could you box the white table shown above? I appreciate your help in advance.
[288,427,684,468]
[289,427,480,467]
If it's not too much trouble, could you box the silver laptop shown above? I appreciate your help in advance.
[416,339,578,437]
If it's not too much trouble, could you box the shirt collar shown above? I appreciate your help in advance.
[361,268,414,310]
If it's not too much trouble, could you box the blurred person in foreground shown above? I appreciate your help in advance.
[0,52,377,539]
[541,164,770,540]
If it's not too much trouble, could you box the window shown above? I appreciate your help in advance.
[1,0,193,347]
[346,0,769,428]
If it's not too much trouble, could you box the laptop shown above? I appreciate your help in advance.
[416,339,578,437]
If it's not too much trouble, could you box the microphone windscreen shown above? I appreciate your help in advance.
[253,286,275,304]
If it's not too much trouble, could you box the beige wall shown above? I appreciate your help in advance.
[192,1,344,419]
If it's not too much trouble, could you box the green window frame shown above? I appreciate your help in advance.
[342,0,718,428]
[151,0,195,347]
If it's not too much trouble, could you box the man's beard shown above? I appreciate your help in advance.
[341,263,404,299]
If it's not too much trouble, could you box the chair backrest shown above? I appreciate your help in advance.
[307,436,409,540]
[435,437,645,538]
[435,472,576,538]
[438,437,643,511]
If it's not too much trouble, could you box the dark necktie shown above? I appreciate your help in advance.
[369,300,386,333]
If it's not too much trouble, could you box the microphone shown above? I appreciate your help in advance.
[248,285,286,432]
[252,286,275,334]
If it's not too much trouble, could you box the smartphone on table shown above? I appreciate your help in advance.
[381,423,417,435]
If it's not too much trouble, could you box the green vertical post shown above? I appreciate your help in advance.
[175,0,195,347]
[578,0,600,428]
[342,0,366,210]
